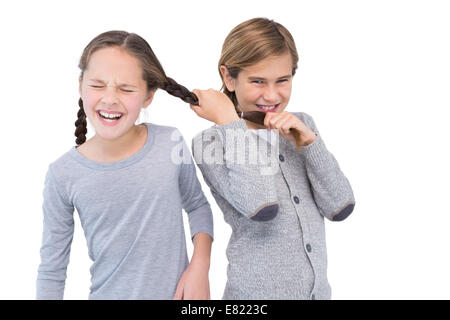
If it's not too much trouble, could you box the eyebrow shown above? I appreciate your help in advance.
[248,75,292,81]
[89,78,138,88]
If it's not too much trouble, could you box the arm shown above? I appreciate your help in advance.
[36,166,74,299]
[192,119,280,221]
[173,232,212,300]
[297,112,356,221]
[177,132,214,241]
[174,135,213,300]
[190,89,279,221]
[191,232,212,269]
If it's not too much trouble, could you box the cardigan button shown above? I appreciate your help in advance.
[306,243,312,253]
[279,154,285,162]
[293,196,300,204]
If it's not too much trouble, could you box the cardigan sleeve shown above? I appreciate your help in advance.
[295,112,356,221]
[192,119,279,222]
[36,165,75,299]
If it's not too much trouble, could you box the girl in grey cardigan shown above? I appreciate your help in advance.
[190,18,355,300]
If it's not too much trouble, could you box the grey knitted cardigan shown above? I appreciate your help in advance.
[192,112,355,300]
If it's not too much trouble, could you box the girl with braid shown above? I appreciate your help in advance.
[190,18,355,300]
[36,31,213,300]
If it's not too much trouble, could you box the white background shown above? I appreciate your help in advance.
[1,0,449,300]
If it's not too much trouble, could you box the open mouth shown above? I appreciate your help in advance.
[96,110,124,124]
[256,103,280,112]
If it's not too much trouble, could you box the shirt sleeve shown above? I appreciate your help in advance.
[296,112,356,221]
[192,119,279,222]
[36,165,74,299]
[178,134,214,242]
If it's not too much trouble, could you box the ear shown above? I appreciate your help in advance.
[143,89,156,108]
[219,65,235,92]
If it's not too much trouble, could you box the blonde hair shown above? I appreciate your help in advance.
[219,18,299,107]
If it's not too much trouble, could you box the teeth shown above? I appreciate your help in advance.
[99,111,122,118]
[257,105,277,110]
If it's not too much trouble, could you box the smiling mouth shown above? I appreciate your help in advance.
[97,110,123,120]
[256,103,280,112]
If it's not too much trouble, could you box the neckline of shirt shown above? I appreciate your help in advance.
[68,122,155,171]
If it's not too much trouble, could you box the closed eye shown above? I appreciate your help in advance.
[89,85,134,92]
[252,80,264,84]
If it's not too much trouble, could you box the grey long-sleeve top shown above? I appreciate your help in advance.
[192,112,355,300]
[36,123,214,300]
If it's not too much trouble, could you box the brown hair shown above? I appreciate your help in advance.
[218,18,299,108]
[75,30,198,146]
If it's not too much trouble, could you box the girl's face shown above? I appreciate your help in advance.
[79,46,154,141]
[221,53,293,114]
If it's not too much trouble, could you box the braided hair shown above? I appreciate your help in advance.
[162,77,198,105]
[75,30,199,146]
[74,98,88,145]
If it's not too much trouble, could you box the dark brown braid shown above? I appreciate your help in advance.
[74,98,87,146]
[162,77,199,105]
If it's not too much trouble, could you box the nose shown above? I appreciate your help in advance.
[262,84,279,103]
[101,85,120,106]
